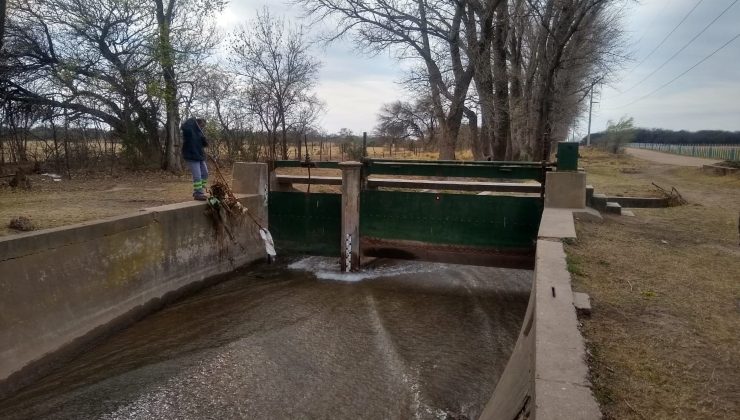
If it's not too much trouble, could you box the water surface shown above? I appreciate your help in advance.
[0,258,531,419]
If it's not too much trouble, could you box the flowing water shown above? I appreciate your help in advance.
[0,257,532,420]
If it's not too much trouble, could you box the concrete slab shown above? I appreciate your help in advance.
[573,207,603,223]
[605,202,622,215]
[573,292,592,317]
[622,210,636,217]
[538,208,577,240]
[544,171,586,209]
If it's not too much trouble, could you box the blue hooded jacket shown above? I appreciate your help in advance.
[181,118,208,161]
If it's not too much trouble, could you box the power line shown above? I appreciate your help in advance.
[621,0,738,94]
[609,32,740,110]
[632,0,674,47]
[628,0,705,73]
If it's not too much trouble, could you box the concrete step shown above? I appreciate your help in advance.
[573,292,592,317]
[591,193,607,211]
[605,201,622,215]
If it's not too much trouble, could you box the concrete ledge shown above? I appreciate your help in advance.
[592,194,671,209]
[482,207,601,419]
[275,174,543,194]
[0,195,267,396]
[538,208,577,240]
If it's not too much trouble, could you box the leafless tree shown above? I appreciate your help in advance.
[231,8,322,160]
[298,0,494,159]
[375,97,436,148]
[2,0,222,169]
[154,0,222,171]
[300,0,626,161]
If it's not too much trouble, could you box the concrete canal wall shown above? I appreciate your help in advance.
[0,164,268,397]
[481,205,601,420]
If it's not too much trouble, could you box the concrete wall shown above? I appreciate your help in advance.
[480,208,601,419]
[0,192,267,396]
[544,171,586,209]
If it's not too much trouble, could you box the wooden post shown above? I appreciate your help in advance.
[340,161,363,272]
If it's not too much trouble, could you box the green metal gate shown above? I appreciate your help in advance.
[268,191,341,256]
[360,190,542,249]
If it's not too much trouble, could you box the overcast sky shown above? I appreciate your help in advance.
[217,0,740,135]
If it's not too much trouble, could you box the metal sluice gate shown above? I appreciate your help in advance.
[267,144,579,270]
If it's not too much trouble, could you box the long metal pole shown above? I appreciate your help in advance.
[586,84,594,146]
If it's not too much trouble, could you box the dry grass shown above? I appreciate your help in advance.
[565,147,740,419]
[0,170,204,237]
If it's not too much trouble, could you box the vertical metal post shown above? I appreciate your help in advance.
[586,85,594,146]
[339,161,363,272]
[362,132,368,159]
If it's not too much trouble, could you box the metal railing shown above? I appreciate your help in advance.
[631,143,740,161]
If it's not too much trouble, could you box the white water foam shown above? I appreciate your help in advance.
[287,256,437,282]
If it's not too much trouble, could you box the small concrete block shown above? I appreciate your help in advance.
[621,210,635,217]
[605,202,622,215]
[573,292,592,317]
[544,171,586,209]
[591,193,607,211]
[585,185,594,206]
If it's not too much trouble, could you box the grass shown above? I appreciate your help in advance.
[0,169,199,237]
[566,147,740,419]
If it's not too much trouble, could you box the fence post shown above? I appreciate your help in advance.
[340,161,363,272]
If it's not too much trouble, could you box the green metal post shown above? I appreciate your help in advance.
[556,142,579,171]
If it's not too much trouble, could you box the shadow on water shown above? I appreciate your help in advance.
[0,258,532,420]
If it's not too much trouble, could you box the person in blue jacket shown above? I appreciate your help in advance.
[181,117,209,200]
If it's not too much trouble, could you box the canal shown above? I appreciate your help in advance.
[0,257,531,419]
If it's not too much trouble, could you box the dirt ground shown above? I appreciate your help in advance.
[625,147,721,167]
[566,148,740,419]
[0,169,207,237]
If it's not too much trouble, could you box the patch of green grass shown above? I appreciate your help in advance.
[566,254,585,276]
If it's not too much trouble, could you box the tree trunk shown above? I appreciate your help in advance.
[156,0,182,173]
[280,119,288,160]
[438,116,462,160]
[463,106,479,159]
[0,0,7,52]
[492,0,511,160]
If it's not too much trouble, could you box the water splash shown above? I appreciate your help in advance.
[288,256,436,282]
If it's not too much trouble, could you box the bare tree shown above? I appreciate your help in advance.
[154,0,222,172]
[2,0,221,168]
[231,8,322,160]
[4,0,164,163]
[298,0,490,159]
[375,97,436,147]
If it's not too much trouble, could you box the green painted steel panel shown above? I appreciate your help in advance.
[556,142,579,171]
[272,160,341,169]
[366,158,543,166]
[268,191,341,256]
[364,161,544,180]
[360,190,542,248]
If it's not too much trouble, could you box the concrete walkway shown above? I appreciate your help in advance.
[625,147,721,167]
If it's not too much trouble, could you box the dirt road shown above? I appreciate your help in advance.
[625,147,721,167]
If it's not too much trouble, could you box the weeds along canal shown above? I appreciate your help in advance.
[0,257,532,419]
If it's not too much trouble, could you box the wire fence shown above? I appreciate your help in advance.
[631,143,740,161]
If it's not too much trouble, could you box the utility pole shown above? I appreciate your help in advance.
[586,82,600,146]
